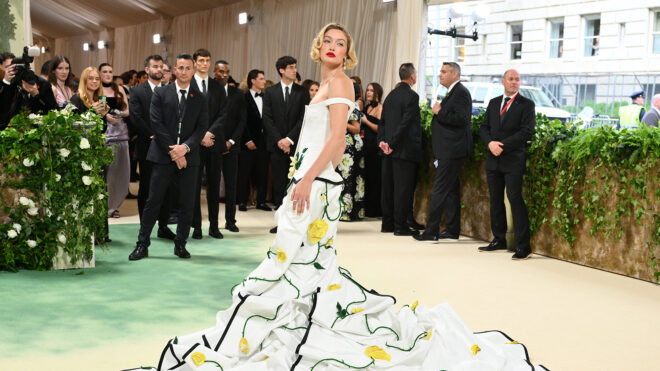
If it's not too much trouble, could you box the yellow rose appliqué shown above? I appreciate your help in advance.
[410,300,419,312]
[364,345,391,361]
[190,352,206,366]
[308,219,328,244]
[275,249,287,263]
[239,337,250,354]
[425,330,432,340]
[327,284,341,291]
[471,344,481,355]
[351,307,364,314]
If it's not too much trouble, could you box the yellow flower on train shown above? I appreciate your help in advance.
[326,238,334,247]
[190,352,206,366]
[364,345,391,361]
[410,300,419,312]
[275,249,287,263]
[327,284,341,291]
[426,331,432,340]
[308,219,328,244]
[288,156,297,178]
[239,337,250,354]
[507,341,519,345]
[351,308,364,314]
[471,344,481,355]
[261,355,269,361]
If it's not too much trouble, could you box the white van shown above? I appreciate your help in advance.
[432,82,571,123]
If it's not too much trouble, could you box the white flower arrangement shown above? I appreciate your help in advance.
[27,240,37,248]
[79,138,90,149]
[7,230,18,239]
[59,148,70,158]
[28,113,42,120]
[81,161,92,171]
[27,207,39,216]
[19,196,31,206]
[58,233,67,244]
[12,223,21,233]
[55,173,61,181]
[82,176,92,186]
[98,193,105,200]
[23,158,35,167]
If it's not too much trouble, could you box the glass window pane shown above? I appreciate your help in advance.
[655,12,660,32]
[473,87,488,103]
[653,35,660,54]
[511,43,522,59]
[550,40,563,58]
[492,86,504,98]
[511,24,523,42]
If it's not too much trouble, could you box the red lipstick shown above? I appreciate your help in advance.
[326,52,336,58]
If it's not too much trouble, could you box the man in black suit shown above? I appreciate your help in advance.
[414,62,472,243]
[210,59,246,233]
[237,69,272,212]
[191,50,225,240]
[129,54,208,261]
[378,63,422,236]
[262,56,310,233]
[478,69,535,260]
[128,55,176,240]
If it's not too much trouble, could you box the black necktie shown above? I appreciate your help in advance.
[500,97,511,116]
[179,89,187,120]
[255,92,263,98]
[202,80,207,95]
[285,86,290,104]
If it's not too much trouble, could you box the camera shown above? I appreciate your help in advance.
[11,46,40,85]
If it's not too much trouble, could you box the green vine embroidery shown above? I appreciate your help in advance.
[242,304,283,337]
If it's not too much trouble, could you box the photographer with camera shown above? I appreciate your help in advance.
[0,49,57,130]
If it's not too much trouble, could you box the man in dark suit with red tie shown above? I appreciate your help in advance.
[129,54,208,261]
[128,55,176,241]
[478,69,536,260]
[237,69,272,212]
[262,56,310,233]
[414,62,472,243]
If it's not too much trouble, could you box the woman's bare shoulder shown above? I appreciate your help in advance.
[328,74,354,102]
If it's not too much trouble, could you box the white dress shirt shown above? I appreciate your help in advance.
[250,88,263,117]
[193,74,209,94]
[500,91,518,113]
[446,80,459,96]
[148,79,161,92]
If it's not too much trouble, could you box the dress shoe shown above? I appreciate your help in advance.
[129,243,148,261]
[225,223,239,233]
[512,248,532,260]
[437,230,459,240]
[478,240,507,252]
[209,228,224,239]
[192,228,202,240]
[167,215,178,225]
[381,225,394,233]
[407,220,425,231]
[256,203,272,211]
[269,226,277,234]
[238,203,247,212]
[394,228,419,236]
[413,233,439,243]
[157,225,176,240]
[174,241,191,259]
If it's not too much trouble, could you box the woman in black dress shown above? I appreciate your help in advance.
[360,82,383,218]
[338,83,366,221]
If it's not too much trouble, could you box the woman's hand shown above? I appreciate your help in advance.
[290,176,312,215]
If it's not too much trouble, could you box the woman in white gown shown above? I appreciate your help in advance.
[155,23,547,371]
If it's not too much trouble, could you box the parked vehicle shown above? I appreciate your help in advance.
[432,82,571,123]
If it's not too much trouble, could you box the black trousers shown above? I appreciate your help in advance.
[138,163,198,246]
[363,153,382,217]
[237,148,270,206]
[486,168,531,250]
[270,150,290,207]
[381,156,418,230]
[221,149,239,225]
[137,158,170,227]
[193,149,221,230]
[424,157,465,236]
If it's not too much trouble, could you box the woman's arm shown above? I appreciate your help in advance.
[290,77,352,214]
[361,104,381,133]
[347,119,360,134]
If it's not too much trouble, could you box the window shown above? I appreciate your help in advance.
[549,18,564,58]
[584,15,600,56]
[653,11,660,53]
[510,23,523,59]
[576,84,597,104]
[453,27,465,62]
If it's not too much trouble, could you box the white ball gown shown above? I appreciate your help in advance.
[140,97,547,371]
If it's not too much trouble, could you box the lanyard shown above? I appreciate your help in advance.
[500,92,518,116]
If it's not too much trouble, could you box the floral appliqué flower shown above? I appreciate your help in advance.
[471,344,481,355]
[239,337,250,354]
[308,219,328,244]
[327,284,341,291]
[190,352,205,366]
[275,249,287,263]
[364,345,391,361]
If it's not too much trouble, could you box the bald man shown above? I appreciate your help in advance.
[641,94,660,128]
[478,69,535,260]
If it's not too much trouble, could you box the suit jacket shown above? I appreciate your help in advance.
[147,83,208,166]
[479,93,535,173]
[641,107,660,127]
[218,84,246,153]
[262,82,310,152]
[378,83,422,163]
[191,77,227,152]
[242,91,266,149]
[129,82,160,160]
[432,81,473,159]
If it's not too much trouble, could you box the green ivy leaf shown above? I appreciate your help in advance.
[313,262,325,270]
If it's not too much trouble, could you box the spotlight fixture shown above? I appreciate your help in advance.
[98,40,107,49]
[83,42,90,51]
[238,12,253,25]
[153,33,161,44]
[41,46,47,53]
[382,0,396,2]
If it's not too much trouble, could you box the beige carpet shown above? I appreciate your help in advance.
[5,183,660,371]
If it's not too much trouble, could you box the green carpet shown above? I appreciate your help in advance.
[0,224,266,356]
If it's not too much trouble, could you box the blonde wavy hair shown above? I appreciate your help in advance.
[78,66,102,108]
[310,23,358,70]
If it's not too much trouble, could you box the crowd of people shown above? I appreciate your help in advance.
[1,47,538,261]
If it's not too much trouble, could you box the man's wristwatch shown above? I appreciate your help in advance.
[184,144,190,153]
